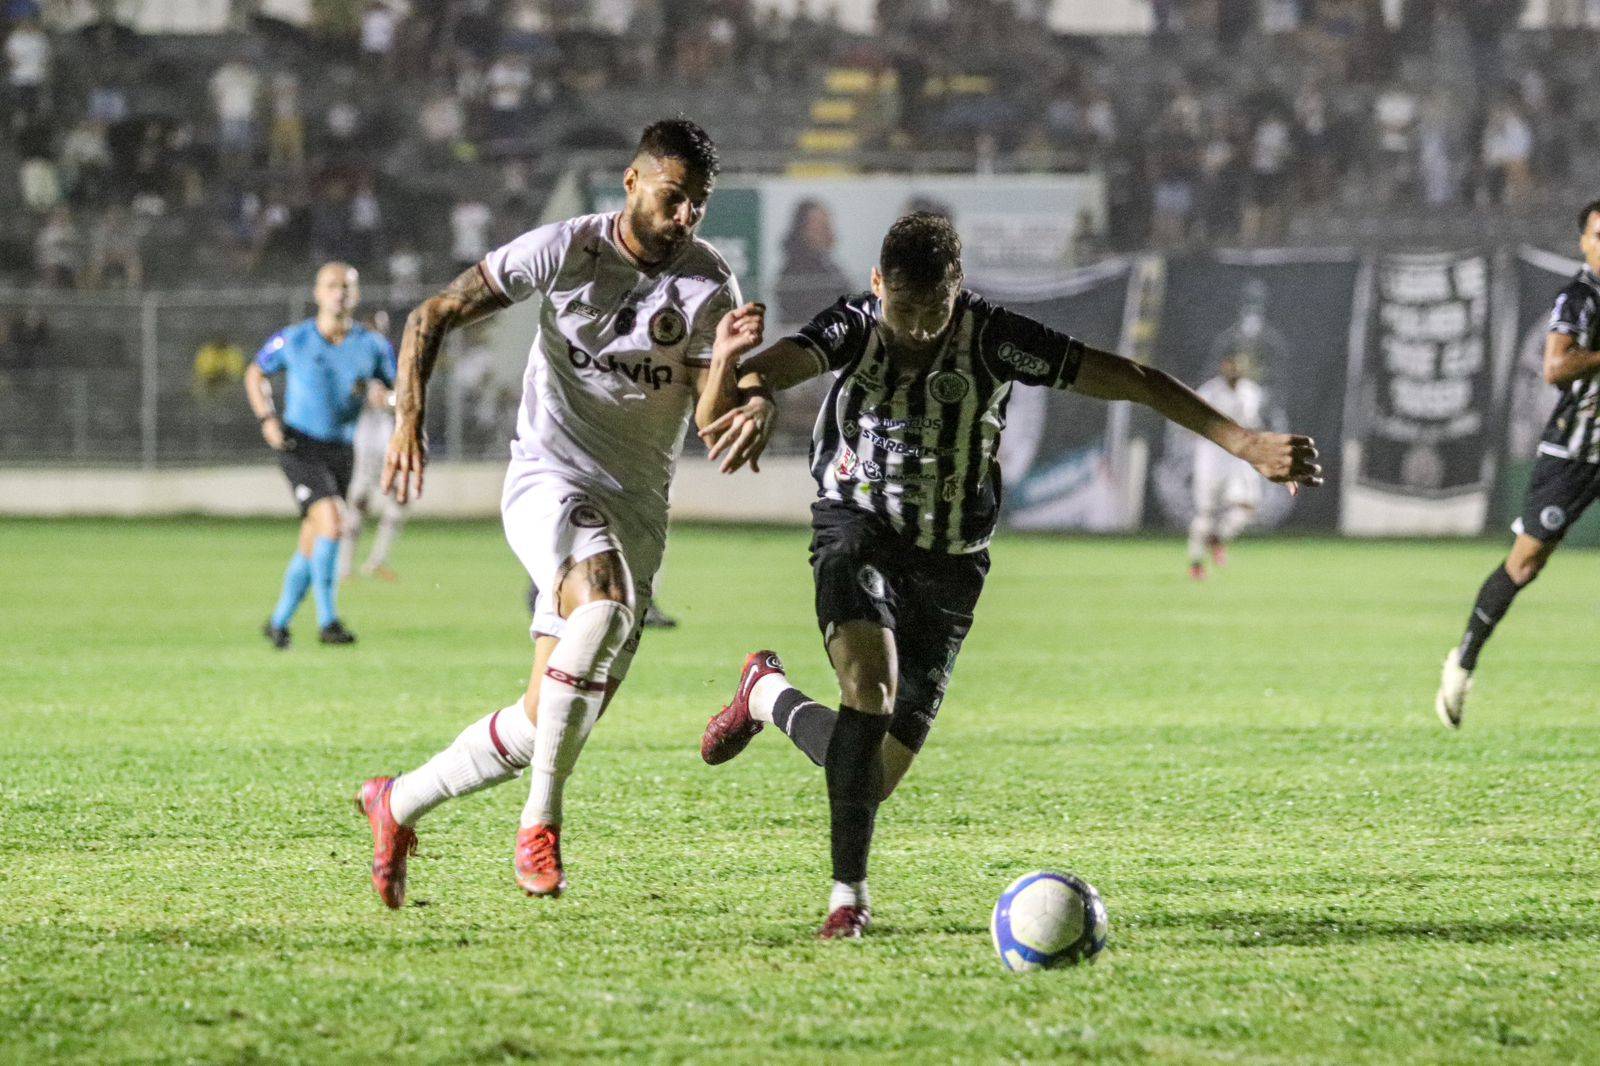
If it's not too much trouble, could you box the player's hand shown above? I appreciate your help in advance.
[261,416,285,451]
[1238,431,1322,495]
[383,421,427,503]
[712,302,766,362]
[700,391,776,474]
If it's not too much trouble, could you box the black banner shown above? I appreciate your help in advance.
[1151,253,1360,531]
[1352,252,1494,497]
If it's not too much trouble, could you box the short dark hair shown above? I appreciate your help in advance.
[1580,199,1600,233]
[879,212,963,290]
[636,118,719,180]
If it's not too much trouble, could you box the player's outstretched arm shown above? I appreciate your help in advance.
[243,362,285,451]
[698,338,828,474]
[1072,346,1323,492]
[384,264,509,502]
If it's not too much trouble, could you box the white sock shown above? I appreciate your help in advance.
[521,599,634,828]
[1218,504,1252,542]
[749,671,791,723]
[389,702,536,826]
[1187,513,1213,565]
[830,880,870,911]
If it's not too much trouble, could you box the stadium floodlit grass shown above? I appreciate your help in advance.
[5,517,1600,1063]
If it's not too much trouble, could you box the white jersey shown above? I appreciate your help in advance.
[481,212,739,527]
[1194,376,1266,485]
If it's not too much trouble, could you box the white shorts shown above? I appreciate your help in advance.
[347,448,403,520]
[1193,469,1262,515]
[500,463,662,680]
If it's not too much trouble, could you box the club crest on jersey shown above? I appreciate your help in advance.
[649,307,688,346]
[570,503,608,529]
[995,342,1049,377]
[857,564,887,601]
[927,370,971,404]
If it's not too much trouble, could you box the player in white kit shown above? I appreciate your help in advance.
[354,120,766,907]
[1188,355,1268,580]
[341,379,407,581]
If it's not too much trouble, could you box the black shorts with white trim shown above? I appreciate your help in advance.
[808,498,988,753]
[1514,454,1600,542]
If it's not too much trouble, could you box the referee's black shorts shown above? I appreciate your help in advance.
[277,426,354,516]
[809,498,988,754]
[1514,453,1600,542]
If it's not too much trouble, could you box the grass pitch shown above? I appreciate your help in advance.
[4,517,1600,1063]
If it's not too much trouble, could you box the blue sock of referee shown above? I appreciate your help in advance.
[270,552,313,630]
[310,537,342,626]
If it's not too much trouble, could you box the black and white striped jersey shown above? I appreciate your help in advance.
[790,290,1084,554]
[1540,267,1600,464]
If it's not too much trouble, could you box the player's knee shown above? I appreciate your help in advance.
[1507,554,1546,585]
[836,663,894,716]
[549,598,635,683]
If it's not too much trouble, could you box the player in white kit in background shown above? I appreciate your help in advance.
[354,120,766,907]
[1188,355,1268,580]
[342,313,408,581]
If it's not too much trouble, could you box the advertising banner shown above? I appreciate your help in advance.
[995,260,1137,532]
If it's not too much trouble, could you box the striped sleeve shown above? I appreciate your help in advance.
[1549,283,1597,342]
[791,294,871,373]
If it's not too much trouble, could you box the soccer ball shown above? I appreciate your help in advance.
[991,871,1108,971]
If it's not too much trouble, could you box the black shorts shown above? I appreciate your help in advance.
[809,498,988,753]
[1515,454,1600,542]
[277,426,354,516]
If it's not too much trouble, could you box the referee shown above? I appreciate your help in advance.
[246,262,397,648]
[1437,199,1600,726]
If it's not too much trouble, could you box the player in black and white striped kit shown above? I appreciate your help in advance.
[1437,199,1600,729]
[695,213,1323,939]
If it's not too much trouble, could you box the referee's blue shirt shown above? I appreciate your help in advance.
[255,320,397,445]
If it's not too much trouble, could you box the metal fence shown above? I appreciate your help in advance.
[0,284,527,465]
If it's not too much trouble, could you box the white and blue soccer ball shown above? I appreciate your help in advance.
[991,871,1108,971]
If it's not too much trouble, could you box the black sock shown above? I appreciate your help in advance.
[771,687,836,767]
[824,706,889,885]
[1458,564,1524,671]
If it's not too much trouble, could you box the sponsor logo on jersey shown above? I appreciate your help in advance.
[649,307,688,346]
[1541,504,1566,531]
[835,446,859,479]
[995,342,1050,377]
[875,415,943,432]
[568,300,603,321]
[927,370,971,404]
[861,425,951,458]
[942,474,963,501]
[820,322,850,352]
[567,345,675,390]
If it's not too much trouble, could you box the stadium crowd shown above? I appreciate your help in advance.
[1,0,1596,296]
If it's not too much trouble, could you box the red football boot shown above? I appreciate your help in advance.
[355,776,417,910]
[515,823,567,897]
[1211,542,1229,568]
[818,904,871,940]
[1188,562,1206,582]
[701,650,786,765]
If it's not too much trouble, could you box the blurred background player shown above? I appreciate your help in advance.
[355,119,765,909]
[341,311,408,582]
[246,262,395,649]
[1188,354,1267,580]
[696,213,1323,939]
[1437,199,1600,729]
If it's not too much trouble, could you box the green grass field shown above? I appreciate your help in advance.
[4,518,1600,1063]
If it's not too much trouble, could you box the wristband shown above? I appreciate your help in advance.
[259,413,278,424]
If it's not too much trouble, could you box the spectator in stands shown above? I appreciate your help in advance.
[350,176,383,265]
[361,1,401,73]
[268,72,306,173]
[211,56,261,164]
[1479,98,1534,206]
[59,118,110,204]
[34,207,81,288]
[450,197,491,272]
[86,204,143,289]
[484,53,533,141]
[1372,80,1419,203]
[388,241,423,286]
[1244,109,1293,243]
[4,14,48,129]
[17,115,58,212]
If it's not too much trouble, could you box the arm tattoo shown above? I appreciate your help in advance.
[394,264,510,425]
